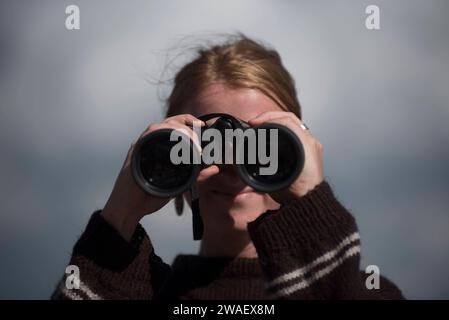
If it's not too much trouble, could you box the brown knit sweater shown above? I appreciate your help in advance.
[51,181,404,300]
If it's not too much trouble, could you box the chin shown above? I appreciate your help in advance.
[229,211,263,231]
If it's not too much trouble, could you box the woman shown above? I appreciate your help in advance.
[52,34,404,300]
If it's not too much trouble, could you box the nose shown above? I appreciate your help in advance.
[217,164,246,188]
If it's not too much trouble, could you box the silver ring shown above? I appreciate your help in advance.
[300,123,309,131]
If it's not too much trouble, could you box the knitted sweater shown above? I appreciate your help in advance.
[51,181,404,300]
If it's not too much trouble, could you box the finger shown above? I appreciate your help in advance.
[137,115,204,140]
[164,114,205,127]
[248,111,300,126]
[260,117,314,143]
[135,122,203,158]
[197,165,220,183]
[260,114,312,134]
[142,122,192,141]
[154,123,203,153]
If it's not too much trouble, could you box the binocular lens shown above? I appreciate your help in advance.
[131,129,200,198]
[237,123,304,192]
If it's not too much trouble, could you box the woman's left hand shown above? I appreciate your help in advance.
[248,111,324,205]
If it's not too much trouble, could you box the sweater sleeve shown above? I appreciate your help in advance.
[51,211,171,300]
[247,181,404,300]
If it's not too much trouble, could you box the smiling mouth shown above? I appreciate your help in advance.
[212,189,254,197]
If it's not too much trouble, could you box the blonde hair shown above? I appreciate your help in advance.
[165,34,302,119]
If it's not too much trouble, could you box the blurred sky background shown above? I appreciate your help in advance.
[0,0,448,299]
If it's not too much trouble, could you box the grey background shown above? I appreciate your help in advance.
[0,0,448,299]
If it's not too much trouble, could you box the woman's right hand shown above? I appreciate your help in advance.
[101,114,205,241]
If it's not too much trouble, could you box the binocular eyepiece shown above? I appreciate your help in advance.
[131,113,305,198]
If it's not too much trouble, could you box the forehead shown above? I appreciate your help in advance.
[184,83,282,122]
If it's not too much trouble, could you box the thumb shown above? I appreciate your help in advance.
[197,165,220,183]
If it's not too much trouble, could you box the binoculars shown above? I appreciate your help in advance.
[131,113,305,240]
[131,113,304,198]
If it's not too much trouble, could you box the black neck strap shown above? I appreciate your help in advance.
[190,181,203,240]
